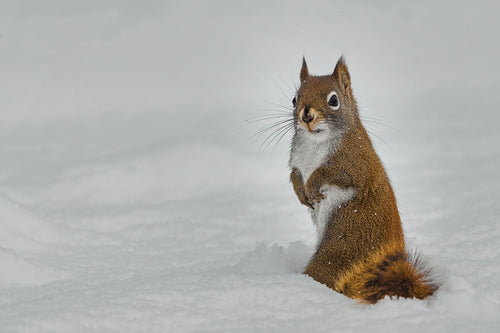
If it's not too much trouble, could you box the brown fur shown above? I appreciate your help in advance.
[290,57,438,303]
[334,242,439,303]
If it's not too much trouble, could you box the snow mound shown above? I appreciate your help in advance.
[0,250,64,288]
[0,195,63,252]
[233,241,313,274]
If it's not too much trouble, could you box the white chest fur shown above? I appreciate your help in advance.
[289,131,333,183]
[289,130,355,245]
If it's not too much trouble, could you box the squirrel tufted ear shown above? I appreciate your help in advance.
[332,56,352,93]
[300,57,309,82]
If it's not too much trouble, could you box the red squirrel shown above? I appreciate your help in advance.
[289,57,438,303]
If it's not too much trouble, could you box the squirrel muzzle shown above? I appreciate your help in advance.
[299,106,322,132]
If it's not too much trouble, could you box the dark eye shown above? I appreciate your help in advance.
[328,95,338,107]
[292,96,297,107]
[327,91,340,110]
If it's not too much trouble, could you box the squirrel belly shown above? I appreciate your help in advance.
[309,184,355,246]
[288,56,438,303]
[289,127,351,245]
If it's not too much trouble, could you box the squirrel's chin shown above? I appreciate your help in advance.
[297,126,330,141]
[297,124,324,133]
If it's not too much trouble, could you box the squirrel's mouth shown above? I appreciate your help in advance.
[297,123,324,134]
[303,122,324,133]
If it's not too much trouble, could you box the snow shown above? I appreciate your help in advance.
[1,1,500,332]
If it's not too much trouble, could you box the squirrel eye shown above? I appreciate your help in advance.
[327,91,340,110]
[292,96,297,108]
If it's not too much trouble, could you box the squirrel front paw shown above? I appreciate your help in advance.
[296,188,314,209]
[305,184,324,206]
[291,168,315,209]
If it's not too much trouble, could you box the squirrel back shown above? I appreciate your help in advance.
[289,57,438,303]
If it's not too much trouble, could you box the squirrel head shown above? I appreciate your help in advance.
[293,56,358,137]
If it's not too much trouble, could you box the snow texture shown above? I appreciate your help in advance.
[1,1,500,332]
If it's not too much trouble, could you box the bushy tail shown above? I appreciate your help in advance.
[334,244,439,304]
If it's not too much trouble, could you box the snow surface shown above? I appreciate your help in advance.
[1,1,500,332]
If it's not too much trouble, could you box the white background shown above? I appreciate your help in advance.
[1,1,499,332]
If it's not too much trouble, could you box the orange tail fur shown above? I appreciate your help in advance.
[335,244,439,304]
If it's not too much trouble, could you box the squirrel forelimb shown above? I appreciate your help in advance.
[290,168,313,208]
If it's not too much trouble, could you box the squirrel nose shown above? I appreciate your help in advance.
[301,107,314,124]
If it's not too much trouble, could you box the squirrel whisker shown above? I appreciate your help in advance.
[259,123,294,156]
[248,119,294,143]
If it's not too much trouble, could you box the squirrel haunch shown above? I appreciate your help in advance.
[288,56,438,303]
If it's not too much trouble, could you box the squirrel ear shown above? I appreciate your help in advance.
[300,57,309,82]
[332,56,352,93]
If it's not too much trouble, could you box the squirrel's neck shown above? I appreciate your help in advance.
[289,128,345,183]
